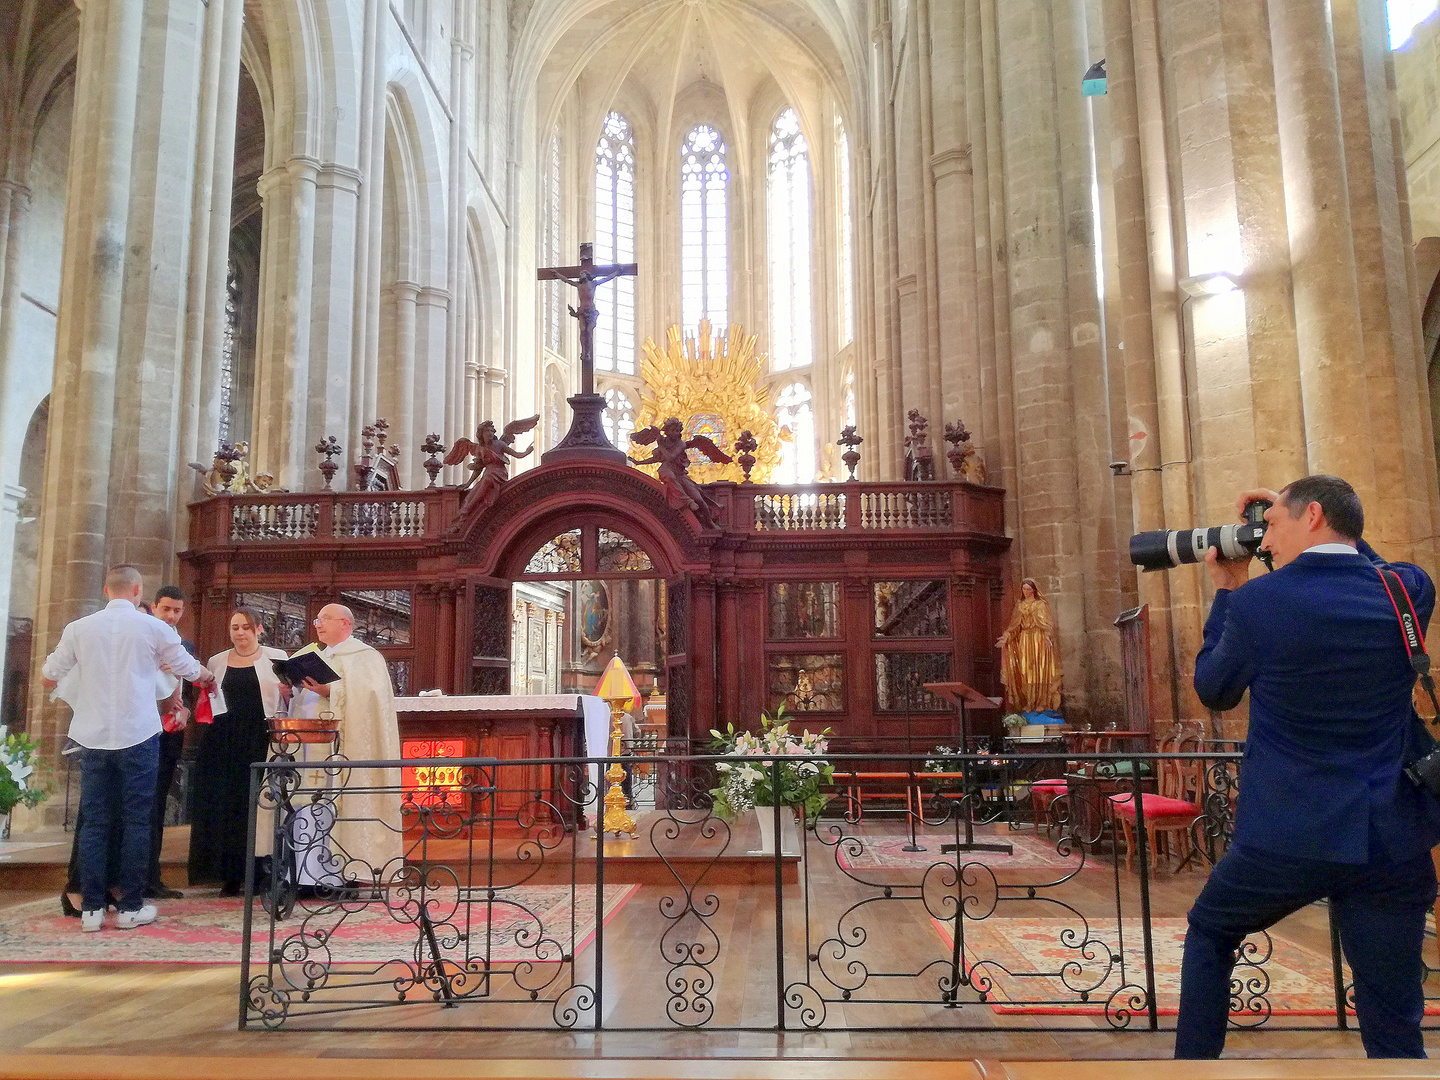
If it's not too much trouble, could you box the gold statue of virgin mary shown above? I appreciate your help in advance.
[635,320,789,484]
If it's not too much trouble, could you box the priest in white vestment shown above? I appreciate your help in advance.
[297,604,404,883]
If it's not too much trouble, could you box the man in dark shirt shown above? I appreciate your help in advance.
[148,586,195,899]
[1177,475,1440,1059]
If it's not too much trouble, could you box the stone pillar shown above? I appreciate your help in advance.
[414,284,451,487]
[251,157,319,488]
[869,4,902,478]
[1268,0,1376,505]
[306,163,362,472]
[28,0,207,791]
[176,0,244,550]
[351,0,386,458]
[389,281,420,488]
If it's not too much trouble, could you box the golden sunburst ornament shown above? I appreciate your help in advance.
[635,320,789,484]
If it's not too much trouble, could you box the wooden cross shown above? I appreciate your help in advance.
[537,241,639,396]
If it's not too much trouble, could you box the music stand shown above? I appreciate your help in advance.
[924,681,1012,855]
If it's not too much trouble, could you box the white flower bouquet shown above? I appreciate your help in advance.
[0,725,48,816]
[709,707,833,824]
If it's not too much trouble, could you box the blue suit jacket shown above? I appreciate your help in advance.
[1194,540,1440,864]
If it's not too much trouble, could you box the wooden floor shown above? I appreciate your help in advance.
[1,818,1438,1065]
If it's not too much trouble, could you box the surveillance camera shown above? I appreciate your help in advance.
[1109,461,1131,477]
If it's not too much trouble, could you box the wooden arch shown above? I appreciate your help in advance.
[455,461,713,578]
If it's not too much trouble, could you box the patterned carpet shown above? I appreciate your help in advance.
[833,828,1090,872]
[0,884,639,965]
[931,916,1438,1017]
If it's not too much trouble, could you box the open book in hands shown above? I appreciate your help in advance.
[271,652,341,690]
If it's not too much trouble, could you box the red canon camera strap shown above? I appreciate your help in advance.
[1376,567,1440,717]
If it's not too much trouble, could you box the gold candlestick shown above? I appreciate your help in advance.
[598,697,637,838]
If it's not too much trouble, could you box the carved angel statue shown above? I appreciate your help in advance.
[629,416,733,526]
[189,441,278,496]
[443,415,540,512]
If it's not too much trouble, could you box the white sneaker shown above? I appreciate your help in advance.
[80,909,104,932]
[115,904,157,929]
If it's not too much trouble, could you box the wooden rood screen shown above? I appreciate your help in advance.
[182,462,1011,748]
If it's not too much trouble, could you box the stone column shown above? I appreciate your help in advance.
[305,163,362,475]
[869,4,902,478]
[176,0,244,550]
[414,284,451,487]
[28,0,207,790]
[1268,0,1376,505]
[251,157,319,488]
[390,281,420,488]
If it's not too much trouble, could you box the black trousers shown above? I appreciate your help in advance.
[1176,843,1437,1059]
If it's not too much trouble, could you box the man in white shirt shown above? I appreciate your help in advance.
[42,565,211,931]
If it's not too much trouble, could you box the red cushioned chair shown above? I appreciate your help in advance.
[1108,730,1203,873]
[1030,778,1067,837]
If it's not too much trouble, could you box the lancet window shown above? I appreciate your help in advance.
[774,381,816,484]
[218,261,239,445]
[594,111,637,374]
[768,108,812,372]
[603,387,635,451]
[543,127,563,354]
[837,120,854,346]
[680,124,728,333]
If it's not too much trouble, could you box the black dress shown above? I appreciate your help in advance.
[187,664,271,889]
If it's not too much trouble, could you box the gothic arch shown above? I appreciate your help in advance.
[257,0,362,164]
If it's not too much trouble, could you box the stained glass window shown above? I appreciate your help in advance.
[774,381,815,484]
[603,387,635,450]
[680,124,728,333]
[768,582,840,639]
[594,112,636,374]
[218,261,239,445]
[543,127,563,354]
[837,120,854,346]
[768,108,812,372]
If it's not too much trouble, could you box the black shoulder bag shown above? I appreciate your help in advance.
[1376,567,1440,799]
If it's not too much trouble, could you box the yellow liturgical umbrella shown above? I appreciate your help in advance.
[594,655,641,712]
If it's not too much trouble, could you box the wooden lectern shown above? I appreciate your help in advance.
[923,681,1010,855]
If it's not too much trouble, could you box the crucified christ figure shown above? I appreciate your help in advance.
[537,241,639,397]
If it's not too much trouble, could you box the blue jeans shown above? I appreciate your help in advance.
[77,736,158,913]
[1176,843,1437,1059]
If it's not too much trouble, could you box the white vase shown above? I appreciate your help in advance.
[752,805,800,855]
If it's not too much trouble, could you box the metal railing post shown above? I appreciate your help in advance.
[1131,756,1159,1030]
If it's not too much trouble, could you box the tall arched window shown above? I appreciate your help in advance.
[543,127,563,354]
[603,388,635,450]
[680,124,728,332]
[837,120,854,346]
[768,108,812,372]
[218,261,239,445]
[775,381,815,484]
[595,112,637,374]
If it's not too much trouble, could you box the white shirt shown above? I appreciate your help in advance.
[42,599,208,750]
[1305,542,1359,555]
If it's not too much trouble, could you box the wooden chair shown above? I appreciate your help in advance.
[1108,729,1204,873]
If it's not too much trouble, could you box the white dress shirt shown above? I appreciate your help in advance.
[1305,542,1359,554]
[42,599,208,750]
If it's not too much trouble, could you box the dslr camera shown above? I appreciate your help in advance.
[1129,499,1273,573]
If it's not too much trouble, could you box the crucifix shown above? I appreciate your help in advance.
[539,241,639,396]
[537,242,639,463]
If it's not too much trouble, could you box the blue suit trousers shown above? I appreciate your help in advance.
[1176,844,1437,1059]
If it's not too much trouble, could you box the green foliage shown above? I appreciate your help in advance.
[708,706,834,825]
[0,727,49,816]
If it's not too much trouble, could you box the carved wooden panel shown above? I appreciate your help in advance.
[472,584,509,660]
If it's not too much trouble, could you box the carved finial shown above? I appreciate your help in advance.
[837,425,863,482]
[315,436,342,490]
[903,409,936,481]
[944,418,987,484]
[421,433,447,489]
[735,430,758,483]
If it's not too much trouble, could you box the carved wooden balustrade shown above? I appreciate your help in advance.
[190,480,1002,548]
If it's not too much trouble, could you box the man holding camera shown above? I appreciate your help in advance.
[1177,474,1440,1058]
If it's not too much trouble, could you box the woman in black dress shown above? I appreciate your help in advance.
[188,607,287,895]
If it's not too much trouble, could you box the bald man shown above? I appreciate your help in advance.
[295,604,403,886]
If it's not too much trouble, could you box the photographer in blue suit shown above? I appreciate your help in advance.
[1177,474,1440,1059]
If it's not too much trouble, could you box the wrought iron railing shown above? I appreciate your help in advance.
[239,746,1404,1036]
